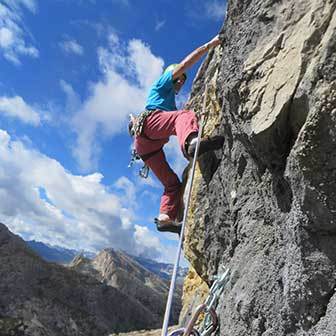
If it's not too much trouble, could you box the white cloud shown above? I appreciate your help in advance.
[0,1,39,64]
[21,0,37,12]
[107,31,119,46]
[4,0,37,13]
[137,174,160,189]
[134,225,161,256]
[205,0,227,21]
[140,190,159,203]
[60,39,84,56]
[114,176,137,209]
[133,225,180,263]
[128,39,163,88]
[0,129,166,258]
[164,136,189,178]
[0,95,40,125]
[69,35,164,171]
[155,19,165,32]
[186,0,227,22]
[60,80,81,113]
[0,27,14,48]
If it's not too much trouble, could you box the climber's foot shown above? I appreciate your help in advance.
[187,135,224,158]
[155,214,182,235]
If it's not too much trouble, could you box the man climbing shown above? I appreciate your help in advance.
[131,34,224,234]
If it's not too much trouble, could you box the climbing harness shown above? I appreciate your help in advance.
[161,84,210,336]
[128,110,161,179]
[128,110,158,137]
[128,113,150,179]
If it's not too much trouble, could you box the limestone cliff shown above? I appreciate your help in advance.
[182,0,336,335]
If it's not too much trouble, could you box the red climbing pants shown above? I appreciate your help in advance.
[134,110,199,220]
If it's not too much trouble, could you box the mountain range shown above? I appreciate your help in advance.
[26,239,188,281]
[0,223,184,336]
[69,249,182,323]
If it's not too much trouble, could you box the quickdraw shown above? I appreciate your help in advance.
[139,164,149,178]
[128,149,149,179]
[128,149,141,168]
[168,269,230,336]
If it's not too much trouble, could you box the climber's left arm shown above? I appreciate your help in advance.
[172,35,222,80]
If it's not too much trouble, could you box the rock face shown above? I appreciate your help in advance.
[182,0,336,335]
[69,249,182,323]
[0,223,162,336]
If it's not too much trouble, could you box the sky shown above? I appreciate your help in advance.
[0,0,226,263]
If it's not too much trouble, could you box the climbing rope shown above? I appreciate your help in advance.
[161,85,210,336]
[168,269,230,336]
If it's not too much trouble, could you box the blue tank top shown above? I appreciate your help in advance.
[145,70,177,111]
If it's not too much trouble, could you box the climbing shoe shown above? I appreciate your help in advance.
[187,135,224,158]
[154,214,182,234]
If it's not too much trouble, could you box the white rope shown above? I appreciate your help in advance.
[161,84,209,336]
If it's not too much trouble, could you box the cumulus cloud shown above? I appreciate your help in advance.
[0,129,167,258]
[137,174,160,189]
[134,225,161,259]
[114,176,137,209]
[59,39,84,56]
[69,34,164,171]
[133,224,182,263]
[0,0,39,64]
[0,95,41,125]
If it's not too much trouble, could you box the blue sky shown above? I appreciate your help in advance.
[0,0,226,263]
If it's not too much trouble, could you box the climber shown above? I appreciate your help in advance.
[130,34,224,234]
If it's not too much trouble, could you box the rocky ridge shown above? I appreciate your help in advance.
[69,248,182,323]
